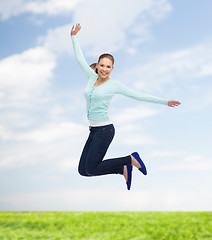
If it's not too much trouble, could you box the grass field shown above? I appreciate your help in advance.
[0,212,211,240]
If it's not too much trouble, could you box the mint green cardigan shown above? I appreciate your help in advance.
[71,35,168,122]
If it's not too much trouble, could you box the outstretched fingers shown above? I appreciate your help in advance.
[71,23,81,36]
[168,100,181,107]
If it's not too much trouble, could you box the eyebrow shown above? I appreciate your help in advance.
[100,64,112,67]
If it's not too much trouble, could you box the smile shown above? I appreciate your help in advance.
[101,72,107,75]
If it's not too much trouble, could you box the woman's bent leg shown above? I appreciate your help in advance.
[78,132,93,176]
[90,155,131,175]
[85,124,131,176]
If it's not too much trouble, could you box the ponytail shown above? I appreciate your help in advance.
[90,63,98,73]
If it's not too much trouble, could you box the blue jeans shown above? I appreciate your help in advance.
[78,124,131,176]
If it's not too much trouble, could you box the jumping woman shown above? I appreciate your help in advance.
[70,23,181,190]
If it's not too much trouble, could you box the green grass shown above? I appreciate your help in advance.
[0,212,211,240]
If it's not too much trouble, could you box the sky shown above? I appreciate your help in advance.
[0,0,212,211]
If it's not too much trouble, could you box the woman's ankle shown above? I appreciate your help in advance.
[131,155,141,169]
[123,165,127,181]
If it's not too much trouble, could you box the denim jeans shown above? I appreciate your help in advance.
[78,124,131,176]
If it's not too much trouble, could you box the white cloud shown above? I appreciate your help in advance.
[0,47,56,107]
[0,120,87,169]
[157,154,212,171]
[119,41,212,94]
[147,151,212,171]
[118,133,155,145]
[0,106,157,170]
[113,106,159,124]
[58,157,79,172]
[48,104,67,120]
[0,0,172,30]
[0,138,82,170]
[161,160,212,171]
[38,23,73,55]
[73,0,172,56]
[23,0,83,15]
[0,0,23,21]
[126,47,137,56]
[14,121,85,143]
[0,0,83,20]
[0,111,36,129]
[108,106,160,146]
[0,188,211,211]
[184,155,205,162]
[38,0,172,56]
[148,150,186,158]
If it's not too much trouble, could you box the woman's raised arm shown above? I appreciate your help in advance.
[70,24,97,80]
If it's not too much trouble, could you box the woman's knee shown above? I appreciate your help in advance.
[85,165,95,176]
[78,166,90,177]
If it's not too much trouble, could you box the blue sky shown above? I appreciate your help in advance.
[0,0,212,211]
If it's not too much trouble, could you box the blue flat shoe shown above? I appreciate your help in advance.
[126,165,133,190]
[131,152,147,175]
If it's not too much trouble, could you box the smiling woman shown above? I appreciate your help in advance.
[70,23,181,191]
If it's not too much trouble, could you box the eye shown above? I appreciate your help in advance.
[107,66,111,68]
[100,64,104,67]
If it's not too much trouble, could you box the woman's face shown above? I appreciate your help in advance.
[96,58,113,79]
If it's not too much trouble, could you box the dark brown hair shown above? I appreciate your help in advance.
[90,53,114,74]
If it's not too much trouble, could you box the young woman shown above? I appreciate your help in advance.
[70,23,181,190]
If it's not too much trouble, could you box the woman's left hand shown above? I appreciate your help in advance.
[168,100,181,107]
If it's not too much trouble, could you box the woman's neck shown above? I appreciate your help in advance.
[97,76,110,82]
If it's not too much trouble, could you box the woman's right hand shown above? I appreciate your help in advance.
[71,23,81,36]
